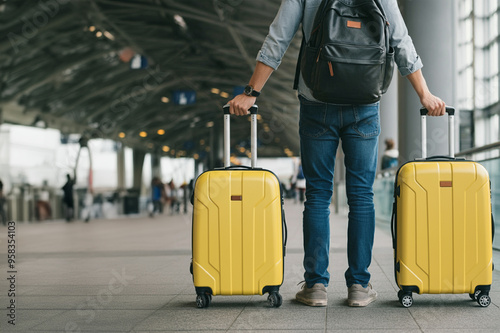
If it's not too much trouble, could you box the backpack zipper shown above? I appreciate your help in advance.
[328,61,334,77]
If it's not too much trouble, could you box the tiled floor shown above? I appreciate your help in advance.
[0,200,499,332]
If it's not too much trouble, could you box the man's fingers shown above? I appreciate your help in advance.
[227,94,255,116]
[425,98,446,117]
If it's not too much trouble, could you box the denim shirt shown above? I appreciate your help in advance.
[256,0,423,102]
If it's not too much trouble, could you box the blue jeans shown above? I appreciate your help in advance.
[298,96,380,288]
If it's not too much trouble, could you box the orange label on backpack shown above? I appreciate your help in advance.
[347,21,361,29]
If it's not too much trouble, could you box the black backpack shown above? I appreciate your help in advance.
[294,0,395,104]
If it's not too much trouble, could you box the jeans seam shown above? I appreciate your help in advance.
[339,106,343,128]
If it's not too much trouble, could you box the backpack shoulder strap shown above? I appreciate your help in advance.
[293,0,329,90]
[373,0,388,20]
[293,36,305,90]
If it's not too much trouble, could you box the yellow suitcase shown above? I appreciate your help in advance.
[392,108,493,307]
[191,105,286,308]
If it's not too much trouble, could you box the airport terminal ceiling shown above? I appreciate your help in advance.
[0,0,302,159]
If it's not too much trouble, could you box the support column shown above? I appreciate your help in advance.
[116,143,125,190]
[398,0,456,162]
[208,121,223,169]
[379,67,399,170]
[132,149,146,190]
[194,159,204,179]
[151,153,162,179]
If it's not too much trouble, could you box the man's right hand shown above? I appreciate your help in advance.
[406,69,446,117]
[227,94,257,116]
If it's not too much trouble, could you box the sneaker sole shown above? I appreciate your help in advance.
[296,296,327,307]
[347,296,377,307]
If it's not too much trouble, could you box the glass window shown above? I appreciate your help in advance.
[457,0,500,148]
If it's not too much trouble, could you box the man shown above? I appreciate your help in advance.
[228,0,446,307]
[381,138,399,170]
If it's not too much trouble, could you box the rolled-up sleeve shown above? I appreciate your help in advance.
[256,0,304,70]
[383,0,423,76]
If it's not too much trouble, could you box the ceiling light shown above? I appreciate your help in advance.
[161,97,169,103]
[96,31,103,38]
[206,121,214,128]
[162,146,170,152]
[89,26,96,32]
[139,131,147,137]
[211,88,220,94]
[103,31,115,40]
[157,129,165,135]
[173,14,187,29]
[118,132,126,138]
[193,153,199,160]
[220,91,229,98]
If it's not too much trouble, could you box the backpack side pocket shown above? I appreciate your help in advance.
[381,46,395,94]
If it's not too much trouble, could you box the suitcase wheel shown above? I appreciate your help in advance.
[267,292,283,308]
[469,290,481,301]
[398,290,413,308]
[476,293,491,307]
[196,293,212,308]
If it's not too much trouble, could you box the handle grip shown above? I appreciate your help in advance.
[223,104,258,115]
[222,104,259,168]
[420,106,455,159]
[420,106,455,116]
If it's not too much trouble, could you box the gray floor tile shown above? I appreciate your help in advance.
[229,331,325,333]
[32,309,154,332]
[133,308,243,331]
[408,296,500,330]
[0,310,66,332]
[0,295,173,311]
[230,307,326,330]
[327,308,419,330]
[422,328,498,333]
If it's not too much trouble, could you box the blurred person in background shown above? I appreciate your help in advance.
[62,174,75,222]
[150,177,165,217]
[381,138,399,170]
[0,179,6,225]
[36,180,52,221]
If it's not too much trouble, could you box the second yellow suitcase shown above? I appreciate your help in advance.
[392,108,493,307]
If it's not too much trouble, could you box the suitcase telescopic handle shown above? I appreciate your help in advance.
[419,106,455,159]
[222,104,259,168]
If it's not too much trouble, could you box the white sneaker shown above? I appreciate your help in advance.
[347,283,377,307]
[296,282,328,307]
